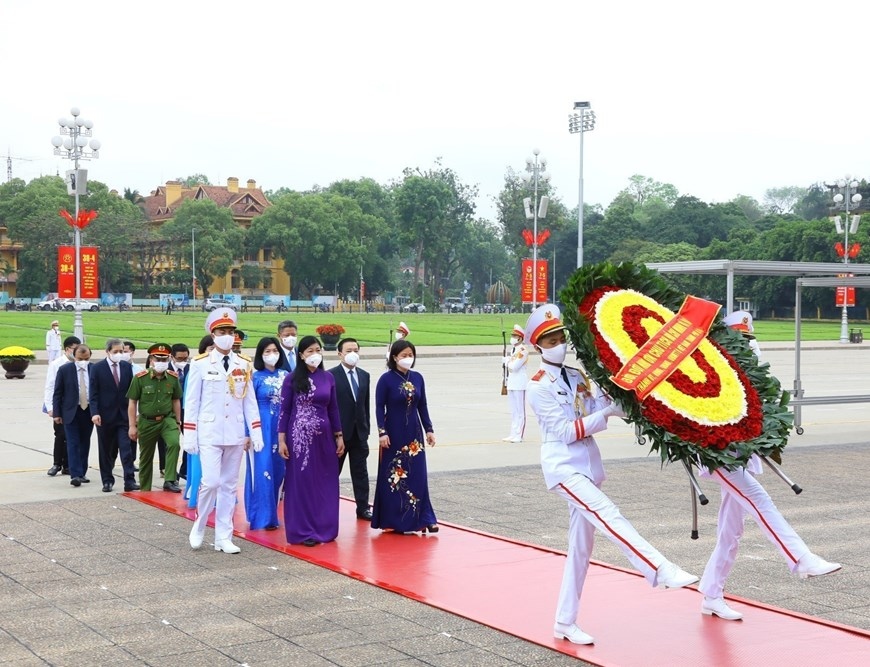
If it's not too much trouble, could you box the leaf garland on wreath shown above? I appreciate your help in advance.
[560,261,793,472]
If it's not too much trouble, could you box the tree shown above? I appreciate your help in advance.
[763,186,804,215]
[160,199,243,298]
[622,174,679,206]
[176,173,211,187]
[729,194,764,222]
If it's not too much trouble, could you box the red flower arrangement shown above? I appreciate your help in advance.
[561,262,792,472]
[315,323,346,337]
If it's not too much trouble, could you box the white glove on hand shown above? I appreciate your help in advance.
[252,437,264,452]
[502,356,511,365]
[604,401,627,419]
[182,434,199,455]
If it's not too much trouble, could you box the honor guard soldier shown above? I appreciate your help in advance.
[126,343,183,493]
[502,323,529,442]
[524,304,698,646]
[183,308,263,554]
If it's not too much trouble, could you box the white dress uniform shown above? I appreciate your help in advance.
[184,310,263,549]
[698,318,838,607]
[524,304,695,635]
[45,325,62,364]
[503,325,529,442]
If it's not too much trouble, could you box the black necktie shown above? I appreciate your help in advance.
[223,355,229,371]
[349,369,359,399]
[561,367,570,387]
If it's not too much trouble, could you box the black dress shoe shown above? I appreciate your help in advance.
[356,508,373,520]
[80,477,90,483]
[70,477,81,487]
[102,483,112,493]
[124,482,140,492]
[163,481,181,493]
[301,538,318,547]
[61,467,70,475]
[47,465,62,476]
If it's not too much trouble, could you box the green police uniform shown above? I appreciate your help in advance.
[127,368,182,491]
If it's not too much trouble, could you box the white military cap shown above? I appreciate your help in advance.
[525,303,565,347]
[205,308,237,333]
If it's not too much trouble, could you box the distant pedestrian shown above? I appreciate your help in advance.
[46,320,62,363]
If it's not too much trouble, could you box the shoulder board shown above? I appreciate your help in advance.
[135,370,149,378]
[531,370,546,381]
[166,370,178,377]
[194,352,209,360]
[237,353,252,362]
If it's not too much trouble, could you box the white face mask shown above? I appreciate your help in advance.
[109,352,123,363]
[120,352,132,362]
[343,351,360,367]
[282,335,297,349]
[395,332,404,340]
[75,360,89,370]
[262,353,280,367]
[540,343,568,366]
[304,353,322,368]
[213,334,234,351]
[52,326,59,331]
[510,337,519,346]
[397,357,414,370]
[152,361,169,373]
[173,360,188,370]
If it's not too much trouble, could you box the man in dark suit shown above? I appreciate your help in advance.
[53,344,95,487]
[170,343,191,479]
[89,338,138,492]
[329,337,371,519]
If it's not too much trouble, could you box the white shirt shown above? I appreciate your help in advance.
[43,354,72,413]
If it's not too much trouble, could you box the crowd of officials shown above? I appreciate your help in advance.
[42,306,841,645]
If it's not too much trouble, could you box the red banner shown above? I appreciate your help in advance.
[611,296,721,400]
[520,259,548,303]
[57,246,76,298]
[835,286,856,307]
[57,246,99,299]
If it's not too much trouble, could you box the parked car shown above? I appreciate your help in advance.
[403,302,426,313]
[62,299,101,311]
[37,298,63,311]
[202,298,237,312]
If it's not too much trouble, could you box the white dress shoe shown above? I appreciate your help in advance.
[553,622,594,645]
[508,437,523,443]
[189,528,204,550]
[214,540,241,554]
[656,561,699,589]
[796,553,841,579]
[501,436,513,442]
[701,596,743,621]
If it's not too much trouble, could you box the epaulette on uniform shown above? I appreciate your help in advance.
[135,370,149,378]
[237,353,252,362]
[531,369,545,381]
[166,370,178,377]
[194,352,209,360]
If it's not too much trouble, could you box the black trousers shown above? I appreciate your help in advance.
[96,421,136,486]
[339,435,370,513]
[52,420,68,468]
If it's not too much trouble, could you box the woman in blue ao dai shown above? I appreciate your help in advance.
[244,337,289,530]
[277,336,345,546]
[372,339,438,533]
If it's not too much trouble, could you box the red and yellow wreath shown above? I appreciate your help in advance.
[561,262,792,471]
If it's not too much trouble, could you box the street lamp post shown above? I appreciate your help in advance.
[568,101,595,269]
[191,228,197,309]
[830,178,862,344]
[521,149,550,309]
[51,107,101,340]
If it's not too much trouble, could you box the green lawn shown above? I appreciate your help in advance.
[0,310,862,352]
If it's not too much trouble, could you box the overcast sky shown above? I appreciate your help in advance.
[3,1,869,222]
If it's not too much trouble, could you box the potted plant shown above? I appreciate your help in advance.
[0,345,36,379]
[315,323,346,351]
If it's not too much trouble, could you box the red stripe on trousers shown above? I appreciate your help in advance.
[714,469,798,564]
[558,482,657,571]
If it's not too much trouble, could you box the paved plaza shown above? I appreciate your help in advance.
[1,343,868,665]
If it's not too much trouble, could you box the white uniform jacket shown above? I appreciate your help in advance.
[505,343,529,391]
[526,365,612,490]
[183,349,263,450]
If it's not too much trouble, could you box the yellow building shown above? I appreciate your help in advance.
[141,177,288,296]
[0,219,22,298]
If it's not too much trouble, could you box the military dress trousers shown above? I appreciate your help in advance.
[127,370,182,491]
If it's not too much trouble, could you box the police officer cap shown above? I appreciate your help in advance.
[525,303,565,347]
[723,310,753,333]
[205,308,237,333]
[397,321,410,336]
[148,342,172,358]
[511,324,525,339]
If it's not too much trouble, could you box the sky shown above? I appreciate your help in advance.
[3,1,870,223]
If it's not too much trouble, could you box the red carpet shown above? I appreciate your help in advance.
[129,492,870,666]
